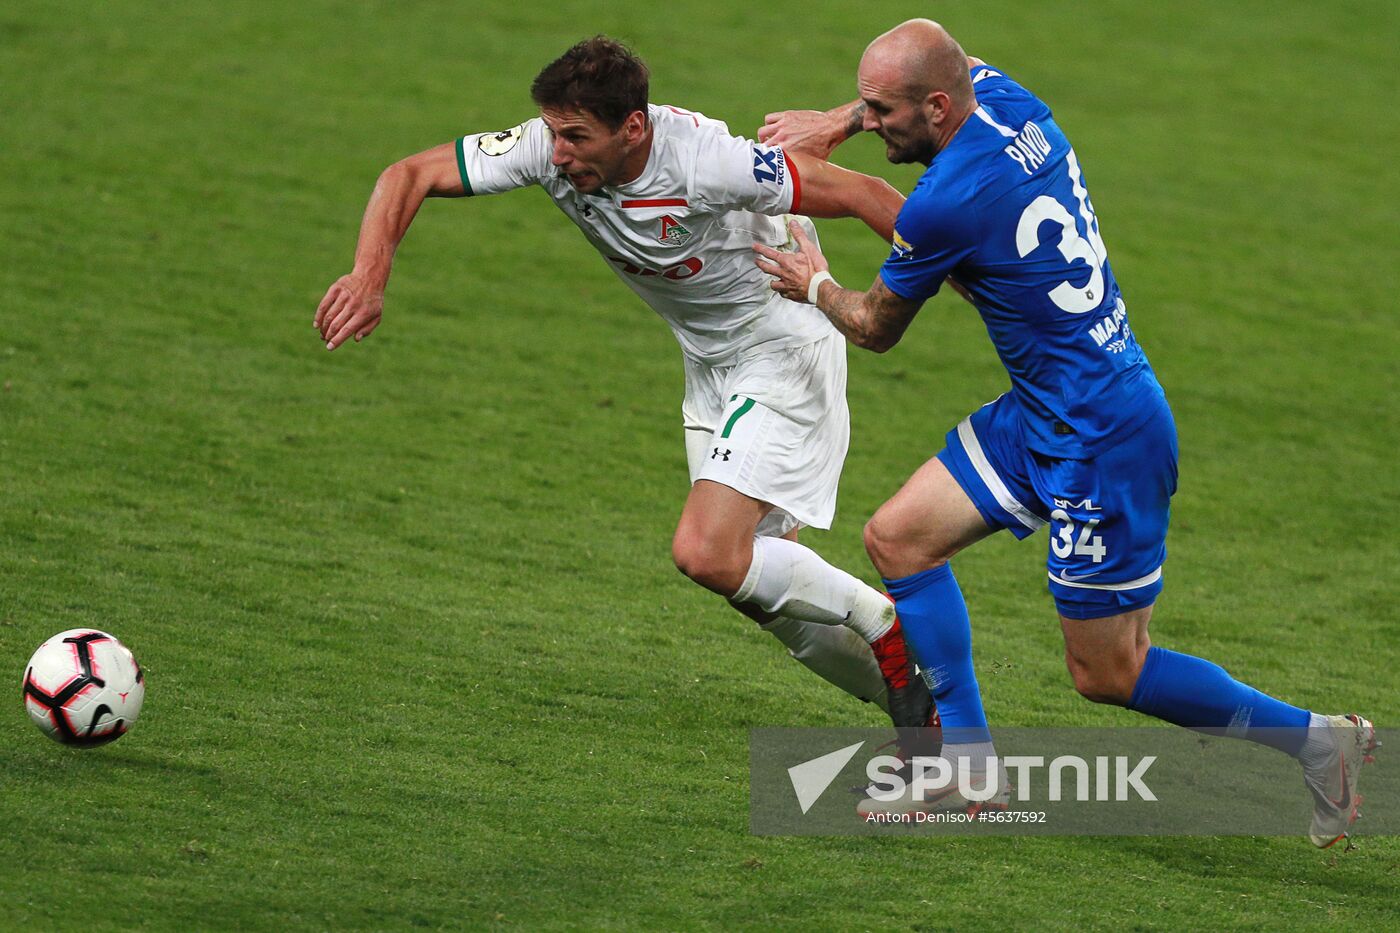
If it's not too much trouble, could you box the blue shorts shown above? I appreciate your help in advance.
[937,394,1178,620]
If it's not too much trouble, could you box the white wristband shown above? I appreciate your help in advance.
[807,270,835,305]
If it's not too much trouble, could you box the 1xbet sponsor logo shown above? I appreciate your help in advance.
[752,145,786,186]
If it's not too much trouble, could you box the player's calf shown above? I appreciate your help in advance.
[762,616,890,712]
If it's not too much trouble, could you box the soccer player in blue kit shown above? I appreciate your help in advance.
[755,19,1376,845]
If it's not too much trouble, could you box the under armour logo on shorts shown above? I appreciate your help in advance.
[712,447,731,461]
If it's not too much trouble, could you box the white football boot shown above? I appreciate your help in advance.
[856,760,1010,819]
[1302,714,1379,848]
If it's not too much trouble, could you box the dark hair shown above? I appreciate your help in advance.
[530,36,649,130]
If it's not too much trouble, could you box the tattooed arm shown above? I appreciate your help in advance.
[809,275,922,353]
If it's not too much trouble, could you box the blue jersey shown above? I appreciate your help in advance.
[880,64,1166,459]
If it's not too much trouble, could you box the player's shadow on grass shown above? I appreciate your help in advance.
[5,749,222,780]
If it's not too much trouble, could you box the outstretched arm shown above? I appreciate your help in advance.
[754,220,923,353]
[786,150,903,242]
[758,56,985,158]
[758,101,868,159]
[315,142,465,350]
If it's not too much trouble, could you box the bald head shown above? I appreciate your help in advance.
[860,19,973,107]
[856,19,975,164]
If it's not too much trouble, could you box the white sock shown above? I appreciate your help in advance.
[733,535,894,642]
[1298,712,1336,770]
[761,616,890,712]
[940,739,996,790]
[941,741,998,773]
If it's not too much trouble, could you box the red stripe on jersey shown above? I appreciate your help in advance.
[665,106,700,126]
[620,198,688,208]
[784,149,802,215]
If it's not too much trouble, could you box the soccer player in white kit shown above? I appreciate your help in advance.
[315,37,939,734]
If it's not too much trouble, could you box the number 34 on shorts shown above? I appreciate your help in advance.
[1036,421,1176,619]
[1050,505,1106,566]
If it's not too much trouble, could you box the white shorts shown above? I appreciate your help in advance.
[682,331,850,537]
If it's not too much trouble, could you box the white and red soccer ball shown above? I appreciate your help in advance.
[22,629,145,746]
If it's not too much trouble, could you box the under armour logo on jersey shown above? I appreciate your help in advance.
[711,447,731,461]
[751,145,786,186]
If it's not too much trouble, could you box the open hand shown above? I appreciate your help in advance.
[758,110,842,159]
[753,220,830,304]
[315,273,383,350]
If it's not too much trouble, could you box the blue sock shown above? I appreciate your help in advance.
[884,564,991,745]
[1128,646,1311,756]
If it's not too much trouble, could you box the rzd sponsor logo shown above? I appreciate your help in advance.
[607,255,703,281]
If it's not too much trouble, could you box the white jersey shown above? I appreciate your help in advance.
[455,104,836,363]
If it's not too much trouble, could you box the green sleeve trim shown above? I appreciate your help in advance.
[721,397,757,439]
[455,137,474,196]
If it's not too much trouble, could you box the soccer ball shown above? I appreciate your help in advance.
[22,629,145,746]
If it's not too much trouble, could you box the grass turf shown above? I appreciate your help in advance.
[1,0,1397,929]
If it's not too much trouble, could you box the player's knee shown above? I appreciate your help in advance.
[671,532,746,596]
[670,532,706,581]
[862,513,901,574]
[1064,650,1137,706]
[1068,670,1124,705]
[863,512,948,577]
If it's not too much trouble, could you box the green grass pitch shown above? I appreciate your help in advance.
[2,1,1397,929]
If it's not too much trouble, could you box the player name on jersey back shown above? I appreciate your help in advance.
[879,65,1167,458]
